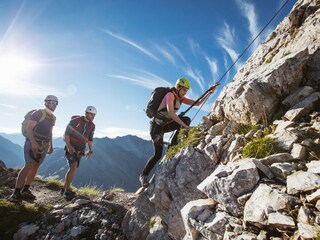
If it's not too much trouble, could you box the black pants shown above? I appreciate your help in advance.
[141,116,191,176]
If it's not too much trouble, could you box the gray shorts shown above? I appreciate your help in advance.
[24,139,49,164]
[64,147,84,167]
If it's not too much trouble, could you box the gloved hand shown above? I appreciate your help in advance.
[209,82,220,93]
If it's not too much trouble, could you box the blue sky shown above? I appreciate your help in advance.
[0,0,296,140]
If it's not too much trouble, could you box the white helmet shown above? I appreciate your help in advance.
[45,95,58,102]
[85,106,97,114]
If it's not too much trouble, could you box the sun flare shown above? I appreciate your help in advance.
[0,53,39,81]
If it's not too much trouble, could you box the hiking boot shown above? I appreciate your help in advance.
[8,193,22,204]
[64,189,75,201]
[139,174,149,187]
[61,188,76,195]
[20,189,36,200]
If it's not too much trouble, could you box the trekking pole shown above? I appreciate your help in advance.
[167,82,220,144]
[179,82,220,118]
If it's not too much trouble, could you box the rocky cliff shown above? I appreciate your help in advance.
[123,0,320,239]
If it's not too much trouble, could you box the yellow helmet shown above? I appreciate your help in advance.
[176,78,190,89]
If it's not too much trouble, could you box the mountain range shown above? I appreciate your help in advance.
[0,134,154,192]
[0,132,66,148]
[0,135,24,168]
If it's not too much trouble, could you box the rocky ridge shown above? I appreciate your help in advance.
[1,0,319,239]
[0,165,137,240]
[122,0,320,239]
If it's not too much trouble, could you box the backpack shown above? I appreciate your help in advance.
[21,109,47,137]
[69,116,94,144]
[145,87,174,118]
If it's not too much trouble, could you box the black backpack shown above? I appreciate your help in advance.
[145,87,174,118]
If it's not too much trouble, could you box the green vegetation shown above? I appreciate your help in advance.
[45,177,80,193]
[0,199,52,239]
[44,176,64,189]
[237,123,259,135]
[242,137,279,158]
[282,51,291,57]
[165,127,202,160]
[107,208,114,215]
[150,218,156,228]
[109,187,124,193]
[0,187,5,198]
[263,124,276,136]
[287,207,298,221]
[265,49,279,64]
[78,185,101,195]
[45,176,103,195]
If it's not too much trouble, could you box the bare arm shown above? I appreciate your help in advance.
[63,134,75,154]
[26,120,40,152]
[85,141,93,160]
[47,130,54,154]
[167,99,191,129]
[183,83,219,106]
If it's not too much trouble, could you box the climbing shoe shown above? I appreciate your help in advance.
[64,189,76,201]
[61,188,76,195]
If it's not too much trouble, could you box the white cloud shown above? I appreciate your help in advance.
[184,66,205,92]
[188,38,201,57]
[216,22,236,48]
[101,29,159,61]
[107,71,172,90]
[0,103,17,109]
[222,45,239,63]
[168,42,187,64]
[0,80,53,96]
[0,127,20,134]
[155,45,176,65]
[223,55,231,83]
[235,0,261,50]
[216,22,243,73]
[205,56,218,83]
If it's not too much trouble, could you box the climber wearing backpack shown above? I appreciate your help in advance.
[62,106,96,200]
[9,95,58,203]
[139,78,218,187]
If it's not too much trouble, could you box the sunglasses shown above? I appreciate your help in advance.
[47,101,58,106]
[180,87,189,92]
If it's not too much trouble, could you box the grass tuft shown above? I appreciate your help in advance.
[165,127,202,160]
[265,49,279,64]
[150,218,156,228]
[78,185,101,195]
[237,124,259,135]
[109,187,124,193]
[242,137,279,159]
[44,176,64,189]
[0,199,52,239]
